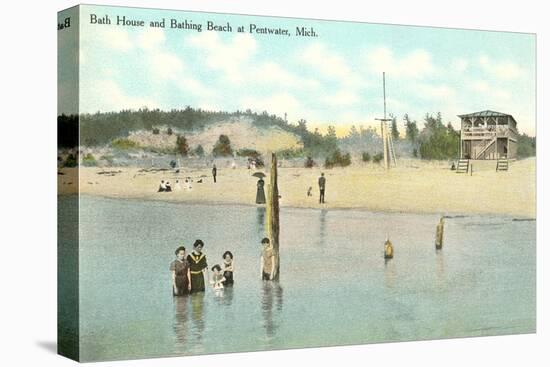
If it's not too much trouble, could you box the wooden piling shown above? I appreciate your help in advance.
[266,153,280,280]
[435,216,444,249]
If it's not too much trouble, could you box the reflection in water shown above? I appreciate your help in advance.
[256,207,266,236]
[214,286,235,307]
[190,292,206,348]
[224,286,234,307]
[261,281,284,341]
[384,259,397,289]
[435,251,445,284]
[318,209,327,247]
[173,296,190,349]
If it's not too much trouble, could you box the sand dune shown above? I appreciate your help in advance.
[127,118,303,153]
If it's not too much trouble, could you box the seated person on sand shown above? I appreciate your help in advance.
[158,180,166,192]
[185,177,193,191]
[165,181,172,192]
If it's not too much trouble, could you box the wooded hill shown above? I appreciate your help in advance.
[58,107,536,161]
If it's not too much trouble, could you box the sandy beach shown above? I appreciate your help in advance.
[58,158,536,218]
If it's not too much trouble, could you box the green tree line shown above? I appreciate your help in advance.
[58,107,536,161]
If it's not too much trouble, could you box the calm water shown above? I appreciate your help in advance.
[60,196,536,361]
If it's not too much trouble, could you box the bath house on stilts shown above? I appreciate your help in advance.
[456,110,519,172]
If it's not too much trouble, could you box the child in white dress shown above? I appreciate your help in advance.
[210,264,226,291]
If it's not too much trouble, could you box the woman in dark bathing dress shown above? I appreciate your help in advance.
[187,239,208,292]
[222,251,234,286]
[170,246,191,296]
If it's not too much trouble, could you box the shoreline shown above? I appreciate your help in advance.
[58,158,536,219]
[66,192,536,220]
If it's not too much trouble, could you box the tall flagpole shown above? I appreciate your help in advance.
[376,72,392,171]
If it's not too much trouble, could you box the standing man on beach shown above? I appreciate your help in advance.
[318,173,326,204]
[212,164,217,183]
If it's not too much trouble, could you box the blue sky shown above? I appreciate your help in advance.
[59,5,536,135]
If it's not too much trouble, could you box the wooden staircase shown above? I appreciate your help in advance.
[496,159,509,172]
[474,137,496,159]
[456,159,469,173]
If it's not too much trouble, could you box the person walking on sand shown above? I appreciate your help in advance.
[318,173,326,204]
[212,164,217,183]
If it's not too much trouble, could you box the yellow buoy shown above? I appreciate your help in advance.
[384,238,394,259]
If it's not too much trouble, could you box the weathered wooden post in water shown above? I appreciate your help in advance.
[265,153,280,280]
[435,216,445,249]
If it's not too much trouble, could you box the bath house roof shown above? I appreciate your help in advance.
[458,110,517,124]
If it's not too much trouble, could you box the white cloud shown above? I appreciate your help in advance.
[471,80,490,92]
[186,32,257,83]
[416,83,455,99]
[93,28,133,52]
[131,31,216,100]
[138,28,165,50]
[365,47,435,79]
[479,55,525,80]
[334,111,378,125]
[81,79,157,112]
[494,90,512,101]
[148,52,184,80]
[299,43,356,85]
[493,62,525,80]
[176,77,213,99]
[185,32,321,94]
[322,90,360,107]
[468,80,511,101]
[250,62,320,90]
[452,59,469,73]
